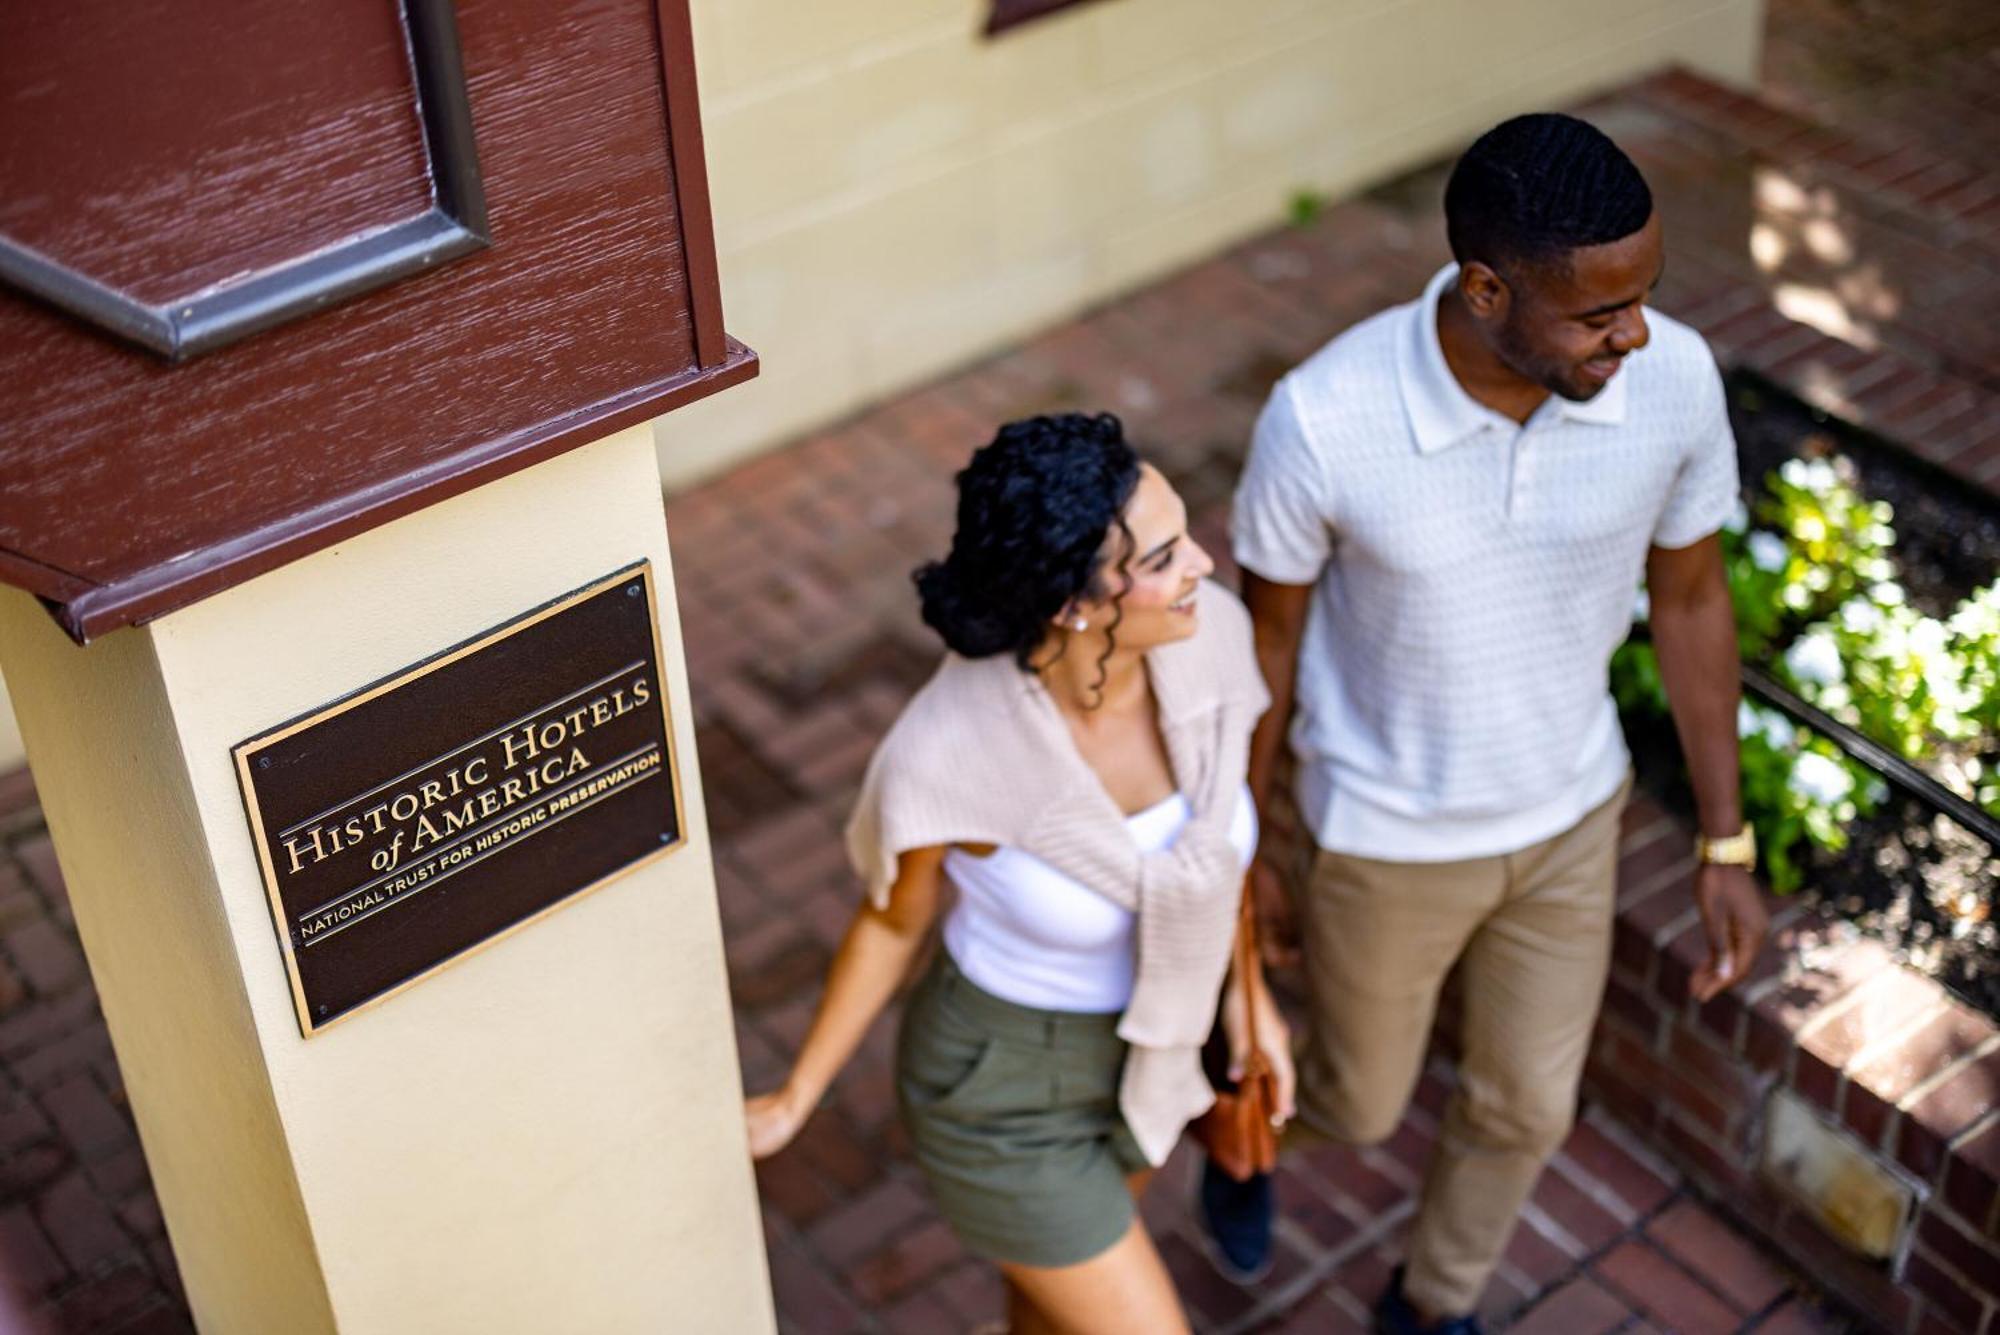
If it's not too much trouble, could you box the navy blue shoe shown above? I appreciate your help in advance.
[1195,1156,1275,1283]
[1374,1266,1484,1335]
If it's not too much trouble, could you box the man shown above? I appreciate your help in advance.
[1211,114,1769,1332]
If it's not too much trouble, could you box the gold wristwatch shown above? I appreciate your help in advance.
[1695,823,1757,870]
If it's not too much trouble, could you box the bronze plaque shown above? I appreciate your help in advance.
[234,563,684,1034]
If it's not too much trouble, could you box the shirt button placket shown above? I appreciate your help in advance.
[1506,428,1530,519]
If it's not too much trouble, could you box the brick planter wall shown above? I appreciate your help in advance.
[1594,794,2000,1334]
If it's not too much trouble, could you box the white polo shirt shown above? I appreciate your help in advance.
[1232,263,1738,861]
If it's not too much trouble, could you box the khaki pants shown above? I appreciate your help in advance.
[1293,776,1631,1317]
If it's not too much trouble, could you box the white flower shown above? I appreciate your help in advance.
[1785,631,1845,686]
[1747,531,1789,573]
[1762,710,1798,749]
[1789,751,1854,804]
[1780,458,1839,494]
[1723,500,1751,535]
[1737,702,1797,749]
[1870,582,1906,608]
[1910,619,1948,661]
[1632,588,1651,623]
[1838,599,1883,636]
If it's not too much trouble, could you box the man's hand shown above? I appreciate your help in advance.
[1250,856,1301,971]
[1647,535,1767,1002]
[1241,571,1314,973]
[1688,862,1769,1001]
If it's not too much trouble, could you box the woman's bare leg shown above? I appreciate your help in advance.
[996,1217,1189,1335]
[997,1167,1171,1332]
[1007,1280,1060,1335]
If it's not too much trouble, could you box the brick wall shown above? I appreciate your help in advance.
[1592,794,2000,1333]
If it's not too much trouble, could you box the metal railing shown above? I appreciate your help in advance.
[1740,664,1999,850]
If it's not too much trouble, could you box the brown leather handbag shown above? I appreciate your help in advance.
[1193,875,1281,1182]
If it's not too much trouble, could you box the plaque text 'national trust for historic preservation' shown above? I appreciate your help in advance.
[234,563,684,1033]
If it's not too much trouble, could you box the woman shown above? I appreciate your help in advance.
[744,413,1295,1333]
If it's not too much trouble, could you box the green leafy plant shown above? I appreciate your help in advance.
[1779,601,1973,763]
[1758,457,1896,623]
[1616,453,2000,890]
[1949,583,2000,737]
[1733,703,1884,891]
[1947,583,2000,813]
[1287,188,1328,227]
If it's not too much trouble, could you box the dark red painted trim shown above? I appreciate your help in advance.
[653,0,729,370]
[986,0,1099,37]
[51,340,758,644]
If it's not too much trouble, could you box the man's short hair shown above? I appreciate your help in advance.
[1444,113,1653,277]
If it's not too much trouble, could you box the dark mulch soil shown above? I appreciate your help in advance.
[1630,374,1999,1019]
[1635,733,1999,1018]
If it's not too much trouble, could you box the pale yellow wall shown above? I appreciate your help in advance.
[0,426,774,1333]
[0,681,23,773]
[658,0,1767,486]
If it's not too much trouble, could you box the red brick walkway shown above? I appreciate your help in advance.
[0,771,185,1335]
[3,2,1996,1328]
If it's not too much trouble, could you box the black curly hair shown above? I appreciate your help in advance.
[914,413,1141,704]
[1444,113,1653,277]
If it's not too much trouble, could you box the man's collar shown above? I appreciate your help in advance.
[1399,265,1499,455]
[1398,263,1629,454]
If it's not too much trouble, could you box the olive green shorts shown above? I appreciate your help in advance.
[896,952,1149,1269]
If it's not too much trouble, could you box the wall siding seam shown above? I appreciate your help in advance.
[710,8,1366,247]
[704,16,969,118]
[717,0,1759,279]
[1298,0,1761,185]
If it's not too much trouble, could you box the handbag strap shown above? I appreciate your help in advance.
[1232,873,1267,1072]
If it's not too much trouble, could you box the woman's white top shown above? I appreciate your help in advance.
[941,784,1257,1013]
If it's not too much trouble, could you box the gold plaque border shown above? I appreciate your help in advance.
[232,561,688,1037]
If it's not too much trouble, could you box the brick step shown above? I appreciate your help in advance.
[1633,67,2000,272]
[1758,0,2000,196]
[1594,796,2000,1335]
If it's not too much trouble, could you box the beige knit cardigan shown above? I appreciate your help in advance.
[846,579,1269,1165]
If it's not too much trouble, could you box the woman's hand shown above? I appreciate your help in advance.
[744,1085,812,1160]
[741,848,947,1164]
[1221,973,1297,1126]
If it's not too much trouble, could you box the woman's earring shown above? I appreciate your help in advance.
[1072,617,1088,632]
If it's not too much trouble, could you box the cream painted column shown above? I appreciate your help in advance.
[0,683,23,773]
[0,424,773,1334]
